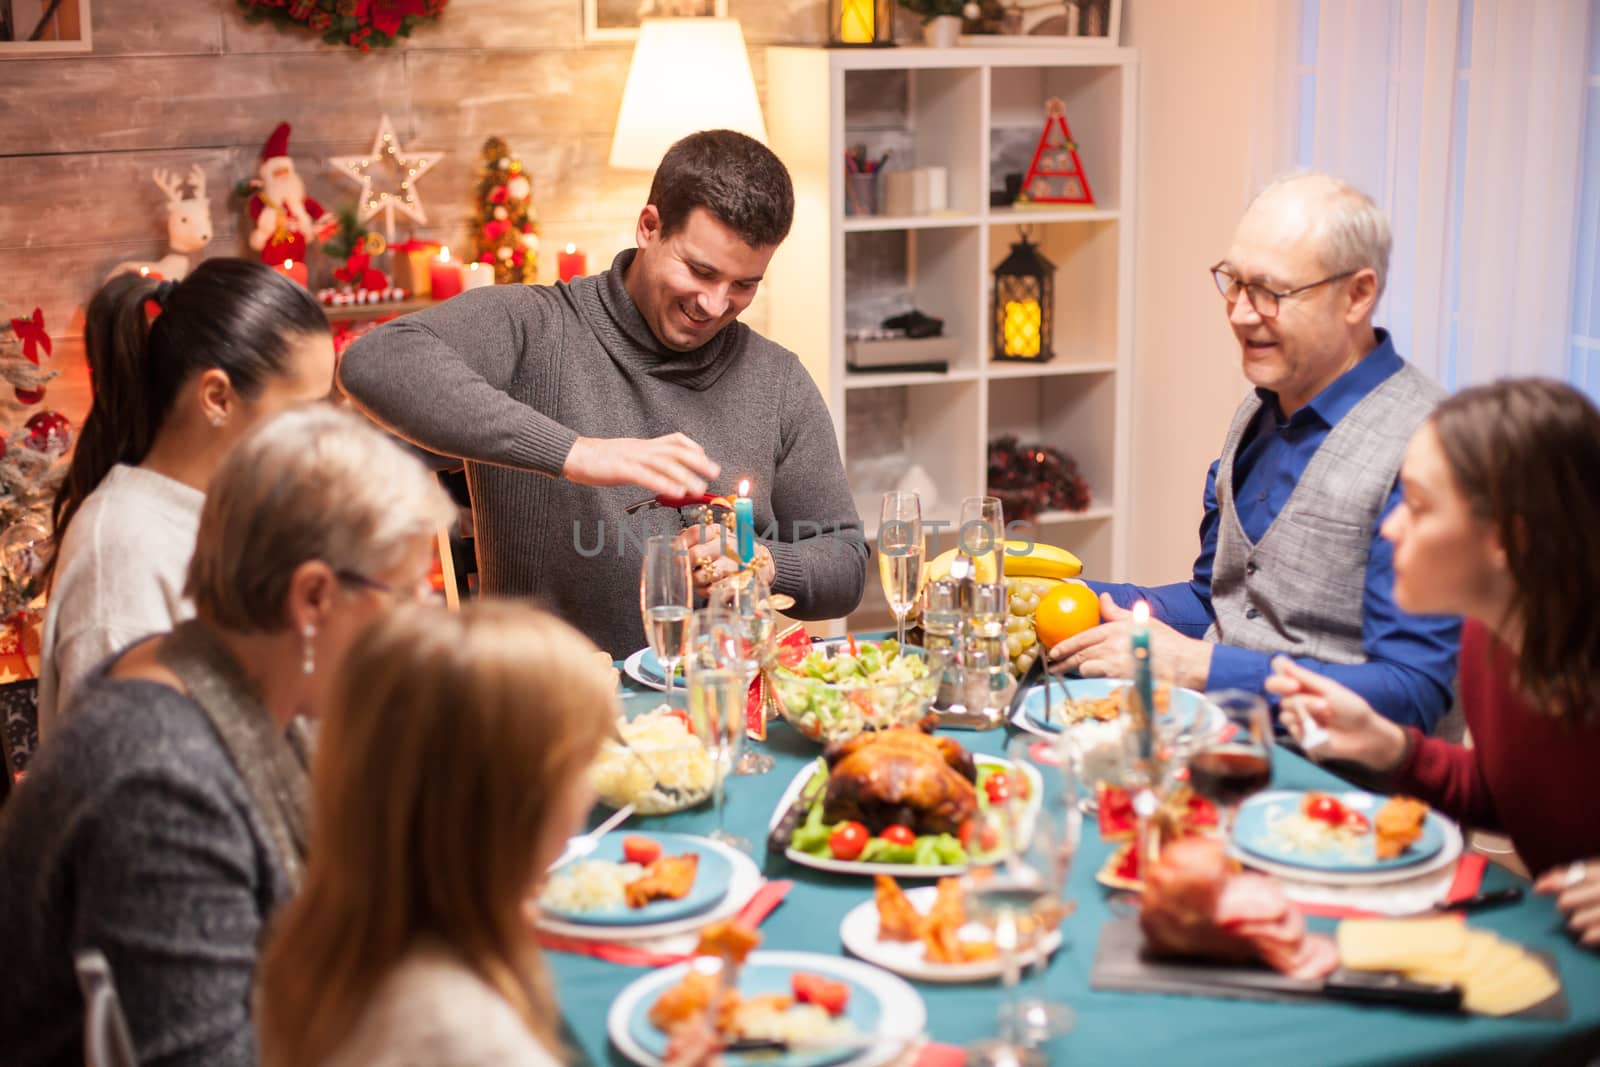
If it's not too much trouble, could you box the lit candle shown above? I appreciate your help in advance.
[839,0,873,42]
[558,243,586,284]
[1132,600,1154,761]
[734,479,755,565]
[429,246,463,301]
[461,260,495,290]
[1002,298,1043,357]
[277,258,309,287]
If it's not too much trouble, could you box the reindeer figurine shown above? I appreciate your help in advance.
[108,165,214,281]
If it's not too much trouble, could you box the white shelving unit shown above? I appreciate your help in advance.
[764,44,1137,631]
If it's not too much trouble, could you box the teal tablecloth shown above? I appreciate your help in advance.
[552,676,1600,1066]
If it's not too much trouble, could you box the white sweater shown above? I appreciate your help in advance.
[38,464,204,734]
[317,944,562,1067]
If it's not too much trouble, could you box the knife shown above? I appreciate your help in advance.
[724,1033,910,1055]
[766,765,828,855]
[1005,655,1047,725]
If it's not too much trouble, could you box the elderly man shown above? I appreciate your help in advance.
[340,130,866,654]
[1051,174,1458,731]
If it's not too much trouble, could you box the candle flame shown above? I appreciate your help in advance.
[565,243,577,254]
[283,259,294,270]
[138,266,151,277]
[439,246,451,263]
[1133,601,1150,624]
[737,478,750,497]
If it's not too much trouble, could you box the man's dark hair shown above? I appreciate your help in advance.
[648,130,794,248]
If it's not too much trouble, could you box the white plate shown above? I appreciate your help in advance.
[1009,677,1227,743]
[1227,798,1464,887]
[839,885,1063,983]
[607,950,926,1067]
[535,834,760,942]
[769,754,1043,878]
[623,647,669,692]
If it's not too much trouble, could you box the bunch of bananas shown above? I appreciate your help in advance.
[922,541,1083,676]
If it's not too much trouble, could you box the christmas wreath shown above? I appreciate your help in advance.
[987,435,1091,522]
[237,0,448,52]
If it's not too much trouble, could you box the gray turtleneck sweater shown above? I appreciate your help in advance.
[339,250,867,655]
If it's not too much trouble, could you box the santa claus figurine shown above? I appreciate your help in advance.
[247,122,331,267]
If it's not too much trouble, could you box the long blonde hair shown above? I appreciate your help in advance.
[256,601,618,1064]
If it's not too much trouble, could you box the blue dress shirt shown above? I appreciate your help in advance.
[1088,332,1460,731]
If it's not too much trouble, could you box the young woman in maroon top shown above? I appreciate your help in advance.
[1267,378,1600,950]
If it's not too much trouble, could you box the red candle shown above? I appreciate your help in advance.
[277,258,309,287]
[558,243,586,284]
[429,246,463,301]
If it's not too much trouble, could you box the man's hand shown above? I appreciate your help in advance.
[674,523,776,598]
[1266,657,1409,771]
[1046,593,1214,688]
[1533,860,1600,949]
[563,433,720,497]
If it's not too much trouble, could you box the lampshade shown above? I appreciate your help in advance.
[608,18,768,172]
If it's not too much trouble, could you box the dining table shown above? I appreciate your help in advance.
[549,666,1600,1067]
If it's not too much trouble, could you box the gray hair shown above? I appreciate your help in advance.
[186,405,456,632]
[1252,171,1392,299]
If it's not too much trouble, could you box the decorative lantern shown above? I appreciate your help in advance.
[829,0,895,46]
[992,230,1055,362]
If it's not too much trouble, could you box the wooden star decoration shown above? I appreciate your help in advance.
[329,115,444,241]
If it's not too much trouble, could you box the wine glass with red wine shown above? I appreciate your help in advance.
[1189,689,1273,834]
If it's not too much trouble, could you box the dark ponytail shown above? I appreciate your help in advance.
[47,257,329,588]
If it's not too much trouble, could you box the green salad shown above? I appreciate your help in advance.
[768,639,938,741]
[788,760,1015,867]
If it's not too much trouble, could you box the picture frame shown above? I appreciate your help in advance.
[582,0,728,43]
[0,0,92,53]
[960,0,1121,47]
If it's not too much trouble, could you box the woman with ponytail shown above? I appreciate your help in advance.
[39,258,334,730]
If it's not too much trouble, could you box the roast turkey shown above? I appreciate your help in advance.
[820,725,978,836]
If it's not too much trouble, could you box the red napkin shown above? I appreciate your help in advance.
[913,1043,967,1066]
[537,880,793,966]
[1295,852,1489,920]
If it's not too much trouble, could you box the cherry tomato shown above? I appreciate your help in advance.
[984,772,1012,805]
[662,707,691,730]
[1342,810,1372,835]
[792,972,850,1015]
[879,825,916,846]
[828,821,869,861]
[1303,792,1346,826]
[959,819,1000,853]
[622,836,662,866]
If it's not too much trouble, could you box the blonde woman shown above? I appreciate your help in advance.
[257,602,618,1067]
[0,407,453,1067]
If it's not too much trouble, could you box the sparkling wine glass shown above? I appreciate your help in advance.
[640,534,692,699]
[959,495,1006,583]
[1190,689,1274,835]
[684,608,749,852]
[707,569,776,776]
[877,491,923,648]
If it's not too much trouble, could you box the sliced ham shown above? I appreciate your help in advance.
[1215,873,1289,926]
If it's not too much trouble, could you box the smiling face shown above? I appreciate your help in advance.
[1381,422,1510,621]
[624,205,776,352]
[1217,181,1380,414]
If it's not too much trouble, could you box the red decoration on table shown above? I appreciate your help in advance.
[246,122,330,267]
[429,247,464,300]
[1017,97,1095,206]
[7,309,50,365]
[558,243,586,283]
[276,258,309,287]
[333,252,389,292]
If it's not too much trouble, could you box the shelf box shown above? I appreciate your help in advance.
[987,220,1119,367]
[847,226,984,373]
[988,371,1117,524]
[990,64,1124,213]
[844,379,985,539]
[845,66,986,218]
[847,334,959,372]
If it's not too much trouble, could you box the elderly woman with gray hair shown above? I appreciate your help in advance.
[0,406,455,1067]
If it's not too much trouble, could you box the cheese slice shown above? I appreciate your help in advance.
[1405,930,1507,984]
[1460,953,1559,1017]
[1336,917,1468,971]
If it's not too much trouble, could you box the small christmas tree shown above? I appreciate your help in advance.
[0,309,71,616]
[472,137,540,284]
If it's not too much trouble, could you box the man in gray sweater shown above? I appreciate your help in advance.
[341,131,867,654]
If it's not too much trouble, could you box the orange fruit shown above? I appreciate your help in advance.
[1032,582,1101,649]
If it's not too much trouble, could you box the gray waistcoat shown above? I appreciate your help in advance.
[1206,360,1444,662]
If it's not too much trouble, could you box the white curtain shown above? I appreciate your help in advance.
[1253,0,1592,387]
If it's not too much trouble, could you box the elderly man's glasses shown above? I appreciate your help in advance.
[1210,265,1356,319]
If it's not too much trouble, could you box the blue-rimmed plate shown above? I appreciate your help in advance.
[608,951,925,1067]
[540,832,733,927]
[1232,789,1447,873]
[624,647,684,691]
[1016,676,1223,740]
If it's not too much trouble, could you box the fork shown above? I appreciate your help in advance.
[547,803,635,872]
[614,735,695,805]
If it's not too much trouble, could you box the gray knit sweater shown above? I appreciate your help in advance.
[339,250,868,654]
[0,673,292,1067]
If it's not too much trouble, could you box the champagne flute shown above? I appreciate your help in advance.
[640,534,692,699]
[684,608,749,852]
[877,491,923,648]
[708,569,777,776]
[959,495,1006,583]
[1189,689,1274,836]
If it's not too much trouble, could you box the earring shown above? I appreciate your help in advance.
[301,623,316,676]
[210,414,225,428]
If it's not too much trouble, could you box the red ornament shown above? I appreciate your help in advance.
[1018,98,1095,206]
[23,410,72,457]
[13,387,44,406]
